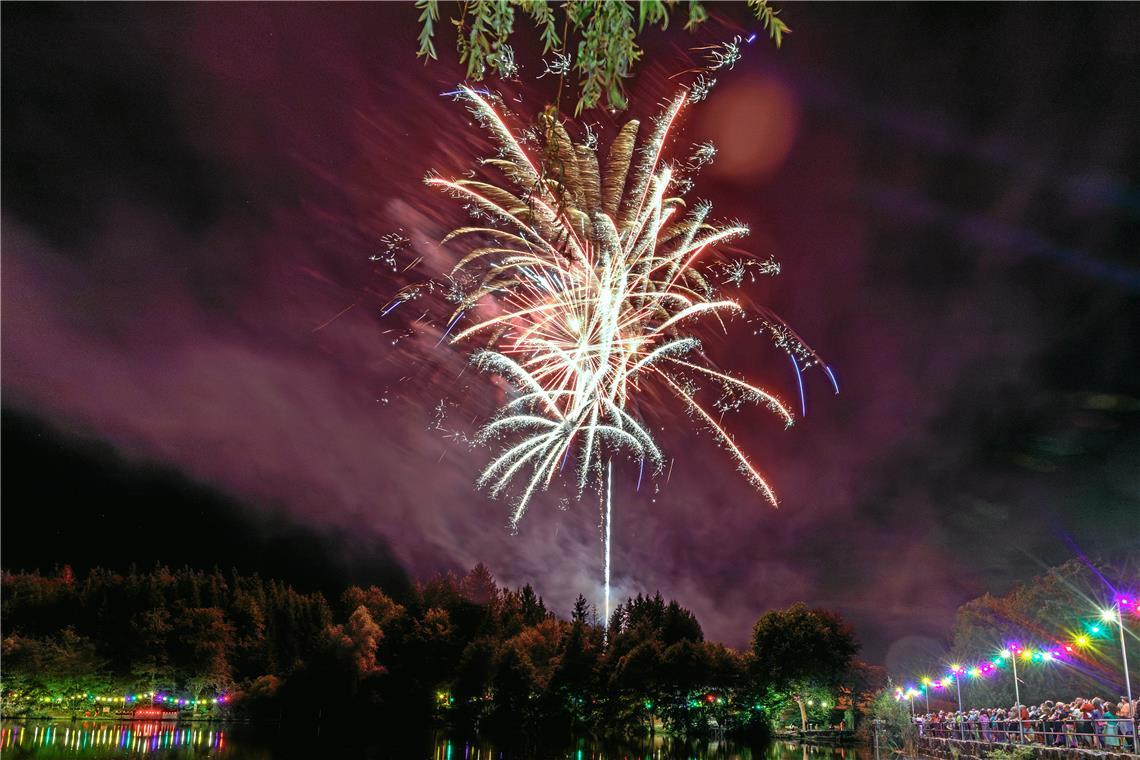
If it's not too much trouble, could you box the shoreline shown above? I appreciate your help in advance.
[1,715,251,724]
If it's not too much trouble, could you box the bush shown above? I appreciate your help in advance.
[984,747,1036,760]
[867,689,917,752]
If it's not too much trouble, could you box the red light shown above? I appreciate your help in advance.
[706,694,715,703]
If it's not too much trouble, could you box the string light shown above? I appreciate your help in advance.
[24,691,228,708]
[898,643,1066,694]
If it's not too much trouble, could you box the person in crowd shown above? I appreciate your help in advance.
[1064,703,1079,748]
[1103,703,1119,749]
[1041,701,1060,746]
[1079,699,1096,748]
[1049,702,1067,747]
[1093,697,1107,748]
[1119,698,1135,749]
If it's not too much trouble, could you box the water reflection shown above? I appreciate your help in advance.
[1,721,231,756]
[429,737,871,760]
[1,721,869,760]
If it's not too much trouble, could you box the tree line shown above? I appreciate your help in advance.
[1,564,882,741]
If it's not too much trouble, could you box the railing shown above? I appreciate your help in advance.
[915,716,1138,754]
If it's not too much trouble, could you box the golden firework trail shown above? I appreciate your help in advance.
[425,86,833,622]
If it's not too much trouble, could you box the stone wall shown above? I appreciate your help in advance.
[917,736,1137,759]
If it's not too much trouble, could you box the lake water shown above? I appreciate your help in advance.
[0,721,873,760]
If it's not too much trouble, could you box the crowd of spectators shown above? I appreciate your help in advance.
[915,697,1137,751]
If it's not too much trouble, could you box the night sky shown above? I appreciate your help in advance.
[3,3,1139,665]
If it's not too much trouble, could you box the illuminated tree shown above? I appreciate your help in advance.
[750,603,859,730]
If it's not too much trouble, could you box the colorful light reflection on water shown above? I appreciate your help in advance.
[1,722,226,756]
[2,721,869,759]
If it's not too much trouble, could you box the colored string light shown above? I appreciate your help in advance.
[897,642,1068,695]
[26,691,228,707]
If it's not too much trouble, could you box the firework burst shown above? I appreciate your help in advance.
[420,84,831,616]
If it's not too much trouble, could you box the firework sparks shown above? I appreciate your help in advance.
[582,123,599,152]
[704,36,744,71]
[688,141,718,169]
[717,256,781,286]
[688,74,717,103]
[537,51,572,79]
[419,85,830,617]
[371,230,412,271]
[489,44,519,79]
